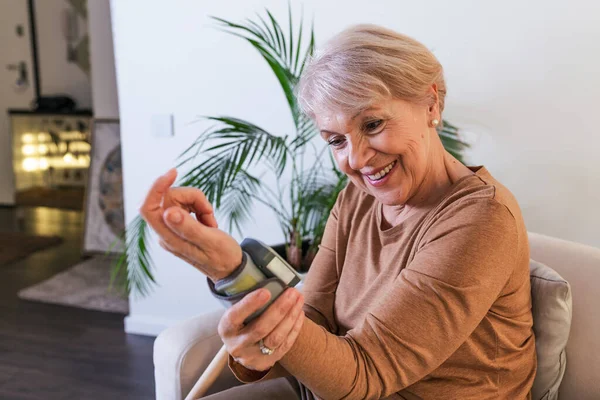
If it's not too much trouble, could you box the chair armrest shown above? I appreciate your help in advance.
[154,308,242,400]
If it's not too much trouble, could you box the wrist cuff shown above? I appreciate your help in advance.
[214,252,266,296]
[241,238,301,287]
[207,276,287,325]
[207,239,301,326]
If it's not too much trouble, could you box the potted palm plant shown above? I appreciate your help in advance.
[112,7,469,297]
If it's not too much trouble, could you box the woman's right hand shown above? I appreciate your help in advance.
[139,168,243,282]
[218,286,305,372]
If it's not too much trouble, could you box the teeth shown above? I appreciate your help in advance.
[368,160,396,180]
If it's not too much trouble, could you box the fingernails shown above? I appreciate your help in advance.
[258,289,270,301]
[167,209,182,224]
[163,168,176,178]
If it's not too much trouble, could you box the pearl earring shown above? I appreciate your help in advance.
[431,119,439,127]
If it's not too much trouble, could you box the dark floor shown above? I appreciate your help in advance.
[0,206,155,400]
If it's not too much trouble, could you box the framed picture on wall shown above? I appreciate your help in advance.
[82,118,125,255]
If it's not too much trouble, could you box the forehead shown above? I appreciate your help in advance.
[315,103,389,129]
[314,97,420,131]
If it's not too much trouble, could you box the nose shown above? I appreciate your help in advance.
[347,137,374,171]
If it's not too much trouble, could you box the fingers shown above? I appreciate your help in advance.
[241,288,302,344]
[198,212,218,229]
[139,170,194,249]
[279,306,305,352]
[145,212,203,268]
[139,169,177,217]
[162,187,218,228]
[260,293,304,351]
[219,289,272,338]
[160,206,243,280]
[163,206,215,249]
[219,287,306,371]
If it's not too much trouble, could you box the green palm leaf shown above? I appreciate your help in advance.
[218,169,261,235]
[290,113,318,150]
[295,162,347,254]
[110,216,156,298]
[211,5,314,131]
[438,120,470,163]
[192,116,290,179]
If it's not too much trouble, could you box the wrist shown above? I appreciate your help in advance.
[210,248,244,283]
[210,269,237,283]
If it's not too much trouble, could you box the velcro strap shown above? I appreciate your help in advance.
[207,276,287,325]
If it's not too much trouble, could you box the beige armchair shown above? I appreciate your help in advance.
[153,232,600,399]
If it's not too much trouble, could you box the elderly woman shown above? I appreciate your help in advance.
[141,25,537,399]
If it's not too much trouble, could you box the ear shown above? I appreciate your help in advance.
[427,83,440,119]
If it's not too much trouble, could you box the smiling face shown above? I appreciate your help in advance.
[316,96,439,207]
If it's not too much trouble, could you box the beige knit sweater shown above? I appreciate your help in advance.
[229,166,537,399]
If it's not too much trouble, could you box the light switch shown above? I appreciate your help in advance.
[151,114,174,138]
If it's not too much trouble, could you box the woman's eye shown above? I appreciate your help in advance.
[364,119,383,132]
[328,138,345,148]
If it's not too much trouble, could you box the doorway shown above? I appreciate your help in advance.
[1,0,93,210]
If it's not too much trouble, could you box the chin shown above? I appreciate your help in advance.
[369,187,408,206]
[378,194,407,206]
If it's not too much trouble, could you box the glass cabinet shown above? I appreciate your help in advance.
[10,111,93,191]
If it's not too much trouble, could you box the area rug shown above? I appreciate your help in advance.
[18,255,129,314]
[0,232,63,266]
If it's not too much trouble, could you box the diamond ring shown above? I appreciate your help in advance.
[259,338,275,355]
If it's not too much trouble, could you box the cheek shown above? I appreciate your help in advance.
[393,140,428,183]
[333,151,351,173]
[400,138,427,166]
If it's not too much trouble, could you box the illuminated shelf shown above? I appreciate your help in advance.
[10,114,93,190]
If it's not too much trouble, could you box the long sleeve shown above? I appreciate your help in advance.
[278,199,522,399]
[299,192,342,334]
[228,355,292,383]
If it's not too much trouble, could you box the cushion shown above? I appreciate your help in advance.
[530,259,573,400]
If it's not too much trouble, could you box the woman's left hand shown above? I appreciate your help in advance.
[139,169,243,282]
[218,286,305,372]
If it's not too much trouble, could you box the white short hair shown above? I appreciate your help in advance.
[296,24,446,119]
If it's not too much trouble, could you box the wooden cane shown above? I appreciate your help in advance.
[184,344,229,400]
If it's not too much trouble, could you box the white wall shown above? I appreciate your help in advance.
[88,0,119,118]
[0,0,34,205]
[110,0,600,336]
[34,0,92,108]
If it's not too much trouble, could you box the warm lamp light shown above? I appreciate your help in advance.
[22,158,39,171]
[63,153,75,163]
[22,145,36,155]
[39,158,49,170]
[22,133,35,144]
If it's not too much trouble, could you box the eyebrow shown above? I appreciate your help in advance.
[320,129,339,137]
[320,107,384,137]
[351,107,376,121]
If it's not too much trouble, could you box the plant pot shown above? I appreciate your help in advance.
[270,239,314,273]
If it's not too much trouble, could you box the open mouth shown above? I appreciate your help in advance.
[366,160,397,182]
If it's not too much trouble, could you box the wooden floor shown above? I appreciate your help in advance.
[0,206,155,400]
